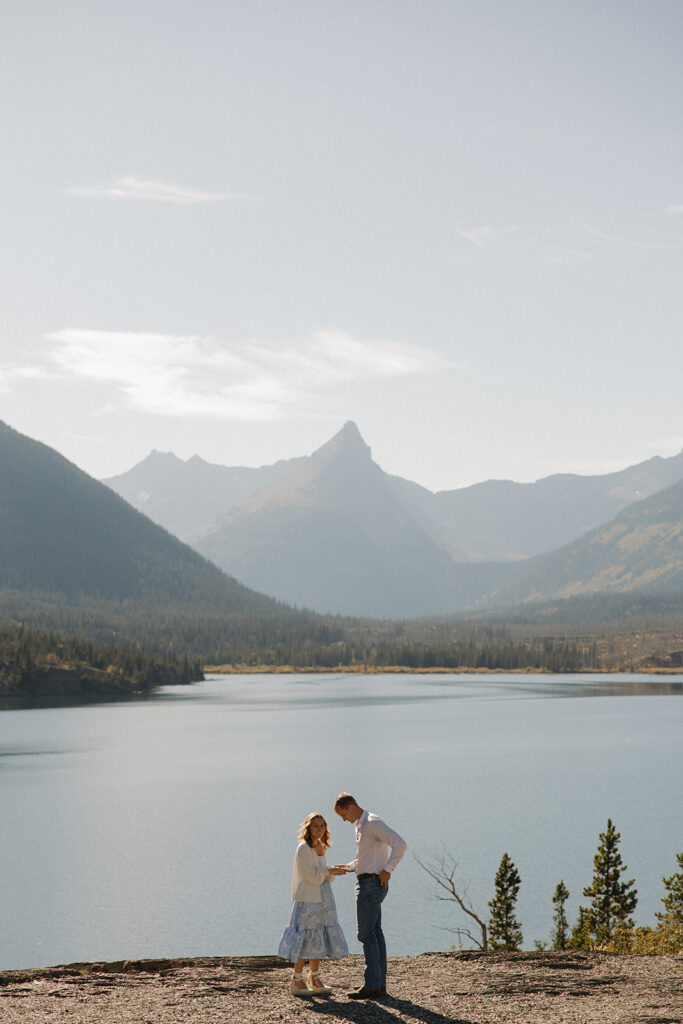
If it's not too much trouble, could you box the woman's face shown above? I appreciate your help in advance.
[310,816,326,841]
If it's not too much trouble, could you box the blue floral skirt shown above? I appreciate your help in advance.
[278,880,349,962]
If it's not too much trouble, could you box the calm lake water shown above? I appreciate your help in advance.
[1,672,682,971]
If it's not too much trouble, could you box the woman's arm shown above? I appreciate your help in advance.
[295,843,329,887]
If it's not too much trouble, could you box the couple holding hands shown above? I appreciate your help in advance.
[278,792,407,1001]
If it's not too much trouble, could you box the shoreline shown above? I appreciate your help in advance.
[205,663,683,675]
[1,951,681,1024]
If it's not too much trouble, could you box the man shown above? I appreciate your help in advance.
[334,792,407,1000]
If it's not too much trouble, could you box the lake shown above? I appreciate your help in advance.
[1,672,681,971]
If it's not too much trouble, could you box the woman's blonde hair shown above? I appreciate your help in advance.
[299,812,331,849]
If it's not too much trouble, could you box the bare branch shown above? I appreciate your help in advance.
[415,851,488,951]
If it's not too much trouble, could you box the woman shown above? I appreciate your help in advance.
[278,812,349,996]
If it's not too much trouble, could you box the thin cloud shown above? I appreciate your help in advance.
[41,328,446,421]
[0,363,52,390]
[248,329,432,387]
[583,223,678,250]
[663,204,683,216]
[457,224,591,264]
[65,175,250,203]
[457,224,522,252]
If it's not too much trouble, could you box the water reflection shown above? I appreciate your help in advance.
[0,691,159,713]
[1,672,681,714]
[146,672,683,711]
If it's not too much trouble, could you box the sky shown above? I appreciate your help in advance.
[1,0,682,493]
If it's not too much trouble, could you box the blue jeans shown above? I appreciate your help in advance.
[356,875,388,989]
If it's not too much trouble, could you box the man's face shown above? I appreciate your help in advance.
[335,804,356,823]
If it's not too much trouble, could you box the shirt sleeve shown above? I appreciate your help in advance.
[369,818,408,873]
[295,844,330,887]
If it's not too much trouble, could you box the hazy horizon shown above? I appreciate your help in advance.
[104,418,682,494]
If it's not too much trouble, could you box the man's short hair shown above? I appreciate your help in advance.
[334,792,358,810]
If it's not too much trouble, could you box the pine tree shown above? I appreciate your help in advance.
[657,852,683,925]
[579,818,638,946]
[488,852,523,950]
[568,905,592,949]
[551,880,570,950]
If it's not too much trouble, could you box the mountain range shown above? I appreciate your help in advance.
[104,422,683,618]
[486,476,683,608]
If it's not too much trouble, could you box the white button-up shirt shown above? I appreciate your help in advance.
[348,810,407,876]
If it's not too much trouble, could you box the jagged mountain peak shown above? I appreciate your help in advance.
[146,449,183,463]
[219,423,378,519]
[310,420,371,465]
[104,449,183,483]
[340,419,365,441]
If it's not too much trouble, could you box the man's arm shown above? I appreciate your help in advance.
[371,818,407,885]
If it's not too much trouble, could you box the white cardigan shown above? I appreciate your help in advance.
[290,840,334,902]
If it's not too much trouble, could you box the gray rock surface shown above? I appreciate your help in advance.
[0,951,680,1023]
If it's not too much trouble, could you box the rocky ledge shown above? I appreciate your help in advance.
[0,951,681,1024]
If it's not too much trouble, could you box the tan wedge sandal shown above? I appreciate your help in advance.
[308,971,332,994]
[289,972,313,997]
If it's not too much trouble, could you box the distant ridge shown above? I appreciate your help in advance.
[387,451,683,561]
[107,427,683,562]
[105,423,683,618]
[483,476,683,608]
[104,447,306,542]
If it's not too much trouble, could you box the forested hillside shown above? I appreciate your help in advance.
[0,623,202,700]
[3,587,682,675]
[484,478,683,608]
[0,420,279,612]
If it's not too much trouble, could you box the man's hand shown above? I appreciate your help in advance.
[379,870,391,887]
